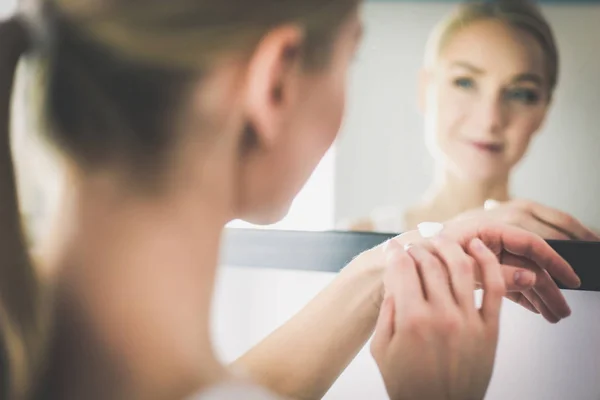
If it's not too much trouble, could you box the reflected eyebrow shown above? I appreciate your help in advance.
[451,61,544,86]
[513,73,543,86]
[451,61,484,74]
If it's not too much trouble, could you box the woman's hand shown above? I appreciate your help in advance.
[435,217,581,323]
[371,237,504,400]
[454,199,600,241]
[355,217,579,324]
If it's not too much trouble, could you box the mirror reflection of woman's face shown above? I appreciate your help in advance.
[422,19,551,181]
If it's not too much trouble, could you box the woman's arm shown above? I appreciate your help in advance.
[232,219,579,400]
[232,231,417,400]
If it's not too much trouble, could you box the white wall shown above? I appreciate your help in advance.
[335,2,600,230]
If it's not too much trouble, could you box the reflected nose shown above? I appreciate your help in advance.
[474,94,508,136]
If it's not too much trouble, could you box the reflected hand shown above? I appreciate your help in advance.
[371,238,504,400]
[454,199,600,241]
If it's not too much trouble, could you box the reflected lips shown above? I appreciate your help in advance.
[470,141,503,153]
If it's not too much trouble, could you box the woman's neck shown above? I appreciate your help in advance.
[43,172,232,400]
[412,168,511,225]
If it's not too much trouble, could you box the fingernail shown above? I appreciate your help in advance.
[514,270,536,287]
[567,275,582,289]
[385,247,404,265]
[403,242,414,251]
[472,238,485,249]
[383,238,401,254]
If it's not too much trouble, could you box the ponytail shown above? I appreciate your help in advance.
[0,16,49,399]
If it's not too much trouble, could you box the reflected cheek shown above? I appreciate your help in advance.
[505,131,535,163]
[504,117,543,161]
[434,102,469,154]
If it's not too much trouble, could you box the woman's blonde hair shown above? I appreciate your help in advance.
[425,0,559,99]
[0,0,360,398]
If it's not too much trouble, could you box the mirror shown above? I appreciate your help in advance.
[332,0,600,235]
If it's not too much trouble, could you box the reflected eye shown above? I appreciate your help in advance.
[453,77,475,89]
[505,88,540,104]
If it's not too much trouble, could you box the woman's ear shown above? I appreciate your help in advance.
[242,25,304,151]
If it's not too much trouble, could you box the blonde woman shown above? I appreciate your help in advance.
[349,0,599,242]
[0,1,579,399]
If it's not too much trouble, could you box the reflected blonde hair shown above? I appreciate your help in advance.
[424,0,559,99]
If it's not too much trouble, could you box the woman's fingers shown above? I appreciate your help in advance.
[514,213,571,240]
[430,237,476,310]
[487,199,598,241]
[498,253,567,322]
[495,253,538,291]
[523,289,560,323]
[371,296,396,354]
[383,241,425,316]
[505,292,540,314]
[473,265,536,292]
[405,245,454,306]
[522,201,600,241]
[498,266,536,291]
[477,222,580,289]
[529,268,571,319]
[468,239,506,323]
[408,237,535,302]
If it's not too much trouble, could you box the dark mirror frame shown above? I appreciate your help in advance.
[221,228,600,292]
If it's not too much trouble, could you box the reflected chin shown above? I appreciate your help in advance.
[453,161,509,181]
[444,147,511,180]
